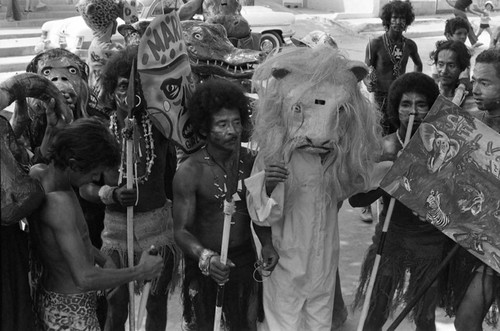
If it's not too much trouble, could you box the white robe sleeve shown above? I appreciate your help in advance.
[245,154,284,227]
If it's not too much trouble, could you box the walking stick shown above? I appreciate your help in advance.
[357,113,416,331]
[213,142,241,331]
[386,243,460,331]
[123,63,137,331]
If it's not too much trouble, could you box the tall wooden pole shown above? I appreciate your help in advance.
[357,113,416,331]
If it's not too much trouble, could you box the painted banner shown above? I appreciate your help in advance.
[137,11,203,153]
[381,95,500,273]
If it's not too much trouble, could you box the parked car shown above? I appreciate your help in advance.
[35,0,295,57]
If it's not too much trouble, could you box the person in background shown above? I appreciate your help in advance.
[361,0,423,223]
[5,0,22,21]
[431,40,475,110]
[363,0,422,136]
[476,1,493,46]
[446,0,485,47]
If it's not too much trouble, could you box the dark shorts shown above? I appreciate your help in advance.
[480,24,490,29]
[182,240,262,331]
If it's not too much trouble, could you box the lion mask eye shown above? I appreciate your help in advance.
[292,103,302,113]
[194,33,202,40]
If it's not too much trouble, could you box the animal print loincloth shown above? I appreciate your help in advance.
[36,286,100,331]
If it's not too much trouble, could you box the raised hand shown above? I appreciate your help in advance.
[137,250,163,281]
[264,161,288,196]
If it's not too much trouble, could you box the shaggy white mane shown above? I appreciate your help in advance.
[251,46,384,200]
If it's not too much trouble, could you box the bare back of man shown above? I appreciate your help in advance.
[30,164,100,293]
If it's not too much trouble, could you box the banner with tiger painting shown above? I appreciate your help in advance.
[380,95,500,273]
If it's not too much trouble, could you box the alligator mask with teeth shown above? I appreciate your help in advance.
[181,20,264,82]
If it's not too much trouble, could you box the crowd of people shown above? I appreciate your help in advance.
[1,0,500,331]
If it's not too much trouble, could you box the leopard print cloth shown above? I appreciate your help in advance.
[36,286,100,331]
[76,0,120,33]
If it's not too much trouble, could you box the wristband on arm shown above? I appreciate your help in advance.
[198,249,217,276]
[98,185,118,205]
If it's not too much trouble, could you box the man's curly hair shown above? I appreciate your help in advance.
[100,46,138,100]
[444,16,470,37]
[187,78,250,138]
[386,72,439,129]
[380,0,415,31]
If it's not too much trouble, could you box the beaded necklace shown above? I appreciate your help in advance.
[109,111,156,184]
[383,33,406,78]
[202,146,244,206]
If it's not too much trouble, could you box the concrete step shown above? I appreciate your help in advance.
[0,37,39,57]
[0,28,41,40]
[0,8,77,28]
[0,55,34,73]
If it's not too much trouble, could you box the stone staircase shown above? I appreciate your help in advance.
[0,0,78,72]
[0,0,78,27]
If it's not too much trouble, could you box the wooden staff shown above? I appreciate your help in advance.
[356,113,416,331]
[124,62,137,331]
[213,141,241,331]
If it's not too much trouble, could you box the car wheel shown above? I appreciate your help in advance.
[260,32,282,53]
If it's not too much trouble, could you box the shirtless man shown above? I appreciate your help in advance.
[29,118,163,331]
[360,0,422,222]
[173,79,279,330]
[364,0,422,135]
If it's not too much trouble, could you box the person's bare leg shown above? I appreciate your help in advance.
[454,270,494,331]
[477,28,484,39]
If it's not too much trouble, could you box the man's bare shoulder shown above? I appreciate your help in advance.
[174,150,205,189]
[29,163,48,181]
[371,36,384,47]
[405,38,418,49]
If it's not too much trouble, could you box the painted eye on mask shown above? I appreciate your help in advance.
[42,68,51,76]
[292,103,302,113]
[68,67,78,75]
[160,77,182,100]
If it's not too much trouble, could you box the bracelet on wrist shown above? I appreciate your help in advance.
[198,249,217,276]
[98,185,118,205]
